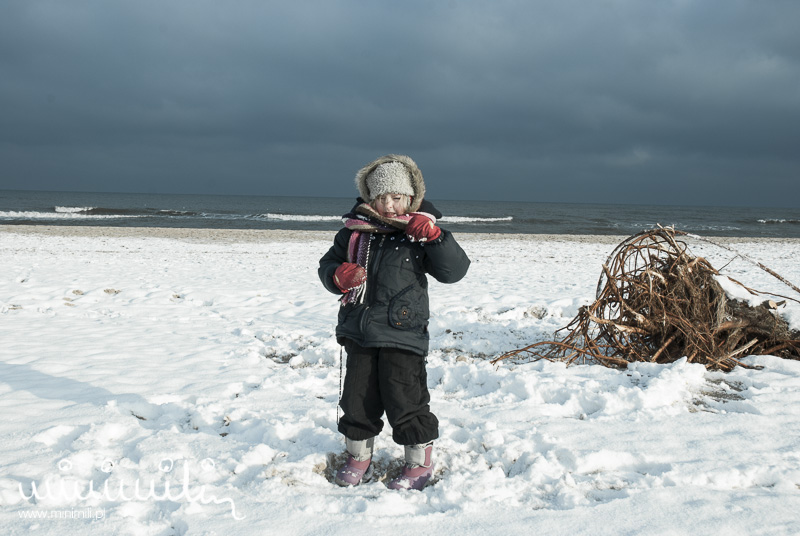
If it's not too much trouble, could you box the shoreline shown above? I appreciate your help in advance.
[2,224,798,245]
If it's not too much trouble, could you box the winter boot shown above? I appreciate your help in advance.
[334,437,374,487]
[387,441,434,490]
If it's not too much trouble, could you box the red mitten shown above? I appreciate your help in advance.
[334,262,367,292]
[406,214,442,243]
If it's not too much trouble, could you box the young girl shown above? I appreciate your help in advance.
[318,154,470,490]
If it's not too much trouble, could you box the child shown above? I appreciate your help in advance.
[319,154,470,490]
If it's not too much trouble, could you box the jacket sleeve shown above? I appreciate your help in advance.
[422,229,470,284]
[318,228,352,295]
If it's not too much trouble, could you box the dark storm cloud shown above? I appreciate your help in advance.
[1,0,799,206]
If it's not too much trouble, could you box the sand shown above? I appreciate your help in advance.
[3,224,797,246]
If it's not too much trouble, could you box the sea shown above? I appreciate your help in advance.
[1,189,799,238]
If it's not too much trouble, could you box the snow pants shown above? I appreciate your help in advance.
[338,339,439,446]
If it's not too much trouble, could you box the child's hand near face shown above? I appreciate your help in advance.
[406,213,442,243]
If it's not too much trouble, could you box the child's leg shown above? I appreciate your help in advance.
[377,349,438,490]
[345,436,374,461]
[376,349,439,446]
[335,340,384,487]
[337,339,385,441]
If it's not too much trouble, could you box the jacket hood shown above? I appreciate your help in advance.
[354,154,426,213]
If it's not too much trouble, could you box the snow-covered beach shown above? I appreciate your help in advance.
[1,225,799,535]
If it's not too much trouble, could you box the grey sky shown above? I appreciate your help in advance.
[1,0,799,206]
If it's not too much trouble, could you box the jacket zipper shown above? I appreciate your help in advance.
[359,235,385,333]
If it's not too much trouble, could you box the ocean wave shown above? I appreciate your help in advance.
[158,209,200,217]
[758,218,800,225]
[439,216,513,224]
[0,210,143,220]
[54,207,200,218]
[55,206,146,217]
[55,206,96,213]
[629,222,742,232]
[253,214,516,224]
[257,213,342,222]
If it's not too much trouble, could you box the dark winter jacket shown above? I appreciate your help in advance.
[319,199,470,356]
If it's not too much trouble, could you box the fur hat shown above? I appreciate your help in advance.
[354,154,426,212]
[366,162,414,198]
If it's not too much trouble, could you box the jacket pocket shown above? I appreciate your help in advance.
[388,285,426,330]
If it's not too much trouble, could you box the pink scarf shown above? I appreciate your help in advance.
[341,203,413,305]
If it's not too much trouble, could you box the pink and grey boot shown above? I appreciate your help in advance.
[334,437,374,487]
[387,441,434,490]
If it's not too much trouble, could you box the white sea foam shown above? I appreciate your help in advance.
[759,218,800,224]
[54,206,95,213]
[258,213,342,222]
[630,221,742,232]
[0,211,140,220]
[257,214,513,224]
[439,216,513,223]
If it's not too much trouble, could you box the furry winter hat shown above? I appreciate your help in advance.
[354,154,426,213]
[366,162,415,199]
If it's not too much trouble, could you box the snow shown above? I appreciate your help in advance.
[1,228,799,535]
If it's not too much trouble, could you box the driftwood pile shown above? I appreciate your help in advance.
[493,228,800,372]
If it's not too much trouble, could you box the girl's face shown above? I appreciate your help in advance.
[373,194,409,218]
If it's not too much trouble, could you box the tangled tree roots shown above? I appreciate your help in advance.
[493,228,800,371]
